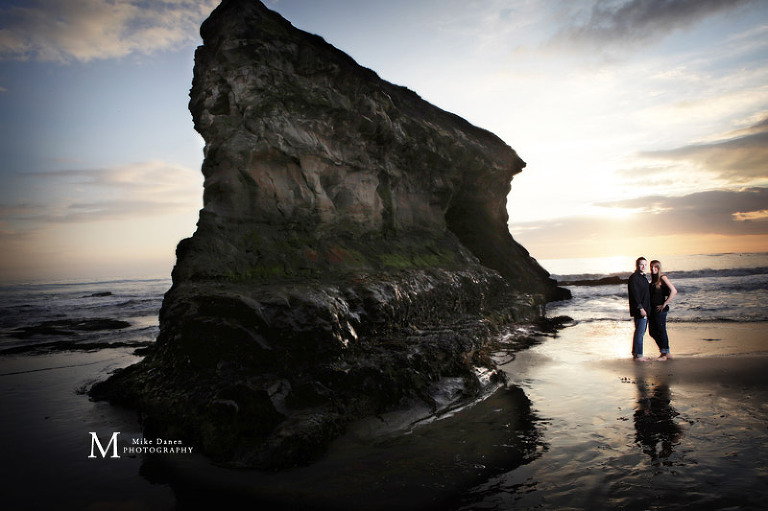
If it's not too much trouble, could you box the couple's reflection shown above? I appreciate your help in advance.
[632,367,684,462]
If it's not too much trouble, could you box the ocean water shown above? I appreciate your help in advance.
[543,252,768,323]
[0,278,169,354]
[1,252,765,355]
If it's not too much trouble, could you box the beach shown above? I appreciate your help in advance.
[2,253,767,509]
[469,320,768,510]
[0,348,174,510]
[3,318,767,510]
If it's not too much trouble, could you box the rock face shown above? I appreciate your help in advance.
[91,0,569,469]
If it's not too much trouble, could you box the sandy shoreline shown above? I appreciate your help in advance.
[486,320,768,510]
[2,320,767,510]
[505,320,768,390]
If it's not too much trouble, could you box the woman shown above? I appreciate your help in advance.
[648,260,678,360]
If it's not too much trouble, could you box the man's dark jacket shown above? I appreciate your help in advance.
[628,270,650,317]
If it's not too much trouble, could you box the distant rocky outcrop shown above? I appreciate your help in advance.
[91,0,569,469]
[560,275,628,286]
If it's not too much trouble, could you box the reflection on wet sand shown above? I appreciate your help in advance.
[138,385,542,511]
[632,366,684,463]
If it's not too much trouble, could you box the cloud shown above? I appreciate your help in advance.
[1,161,202,224]
[33,160,201,193]
[734,209,768,221]
[553,0,756,48]
[0,0,219,63]
[0,160,203,281]
[510,187,768,255]
[597,187,768,235]
[729,114,768,137]
[639,116,768,182]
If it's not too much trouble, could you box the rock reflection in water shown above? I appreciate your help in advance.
[633,368,684,463]
[138,385,542,511]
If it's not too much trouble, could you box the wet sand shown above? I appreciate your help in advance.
[0,349,174,510]
[2,321,767,510]
[1,348,538,511]
[475,320,768,510]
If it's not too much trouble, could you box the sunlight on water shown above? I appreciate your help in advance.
[463,320,768,511]
[540,251,768,277]
[539,254,636,276]
[543,252,768,324]
[536,322,634,362]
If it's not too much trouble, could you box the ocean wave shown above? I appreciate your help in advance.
[554,266,768,284]
[0,277,169,290]
[561,317,624,324]
[671,266,768,279]
[549,316,767,325]
[666,316,761,323]
[678,281,768,294]
[116,298,160,307]
[0,338,154,356]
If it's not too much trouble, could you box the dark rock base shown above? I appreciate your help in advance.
[90,267,553,469]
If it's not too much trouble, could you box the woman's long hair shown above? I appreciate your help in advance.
[650,260,665,289]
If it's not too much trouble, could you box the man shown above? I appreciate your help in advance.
[628,256,651,360]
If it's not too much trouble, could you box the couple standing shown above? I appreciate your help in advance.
[628,257,678,361]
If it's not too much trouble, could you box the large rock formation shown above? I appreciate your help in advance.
[91,0,569,468]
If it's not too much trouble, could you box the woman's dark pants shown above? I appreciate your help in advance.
[649,310,670,354]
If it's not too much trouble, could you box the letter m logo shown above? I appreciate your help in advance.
[88,432,121,458]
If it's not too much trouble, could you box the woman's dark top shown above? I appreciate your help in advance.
[650,279,671,310]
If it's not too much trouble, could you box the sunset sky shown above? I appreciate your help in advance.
[1,0,767,283]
